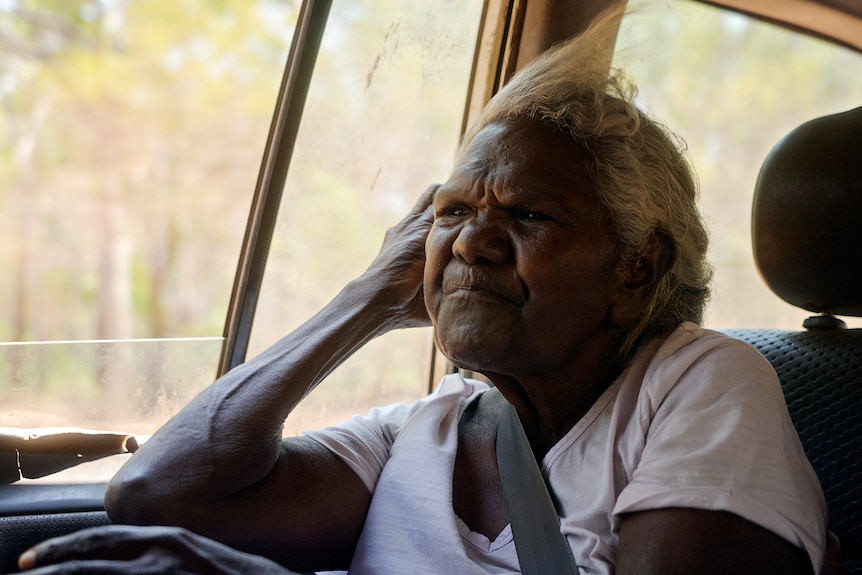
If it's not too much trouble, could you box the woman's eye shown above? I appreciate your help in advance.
[514,209,550,222]
[437,205,470,218]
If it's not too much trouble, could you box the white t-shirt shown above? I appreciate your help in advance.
[304,323,827,574]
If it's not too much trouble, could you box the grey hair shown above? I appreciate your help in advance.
[458,6,712,359]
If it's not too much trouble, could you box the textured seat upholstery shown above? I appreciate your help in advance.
[724,328,862,569]
[725,105,862,572]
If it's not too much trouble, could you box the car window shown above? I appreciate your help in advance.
[10,0,859,484]
[1,0,297,481]
[1,0,482,482]
[247,0,484,435]
[614,0,862,329]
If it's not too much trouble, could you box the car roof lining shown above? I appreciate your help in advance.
[697,0,862,54]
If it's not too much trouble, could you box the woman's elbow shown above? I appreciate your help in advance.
[104,455,190,526]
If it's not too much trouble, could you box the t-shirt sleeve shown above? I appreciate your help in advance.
[613,333,827,570]
[302,374,487,494]
[302,401,415,493]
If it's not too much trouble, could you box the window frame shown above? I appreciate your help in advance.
[217,0,333,377]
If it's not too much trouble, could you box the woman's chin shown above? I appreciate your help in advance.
[437,345,504,376]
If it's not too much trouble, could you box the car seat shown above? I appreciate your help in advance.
[724,105,862,573]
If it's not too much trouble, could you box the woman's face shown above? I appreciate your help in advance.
[424,117,629,380]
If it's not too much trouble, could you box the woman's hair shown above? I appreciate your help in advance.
[458,6,712,359]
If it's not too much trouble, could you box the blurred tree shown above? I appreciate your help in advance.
[0,0,298,346]
[0,0,298,414]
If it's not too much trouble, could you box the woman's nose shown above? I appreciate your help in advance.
[452,213,510,264]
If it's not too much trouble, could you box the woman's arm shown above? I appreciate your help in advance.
[616,508,814,575]
[105,186,437,572]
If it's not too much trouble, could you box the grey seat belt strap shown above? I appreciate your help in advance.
[493,389,580,575]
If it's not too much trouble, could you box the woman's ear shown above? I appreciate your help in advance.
[609,232,676,328]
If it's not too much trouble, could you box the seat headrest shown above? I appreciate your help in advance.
[752,106,862,319]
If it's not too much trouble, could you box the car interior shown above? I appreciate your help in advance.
[1,0,860,573]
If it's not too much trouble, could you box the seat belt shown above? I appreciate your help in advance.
[492,388,580,574]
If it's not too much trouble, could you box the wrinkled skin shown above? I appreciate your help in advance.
[427,120,622,378]
[425,118,657,453]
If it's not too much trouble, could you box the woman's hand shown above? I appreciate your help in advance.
[19,525,301,575]
[357,184,438,330]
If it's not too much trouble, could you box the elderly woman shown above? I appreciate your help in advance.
[19,17,828,575]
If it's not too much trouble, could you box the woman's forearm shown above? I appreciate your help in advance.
[104,186,436,526]
[105,277,397,521]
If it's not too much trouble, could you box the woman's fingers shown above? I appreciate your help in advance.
[382,184,438,246]
[21,526,111,569]
[22,559,161,575]
[358,184,440,327]
[19,525,298,575]
[20,526,192,572]
[406,183,438,220]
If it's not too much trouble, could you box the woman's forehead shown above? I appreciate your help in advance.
[447,117,593,195]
